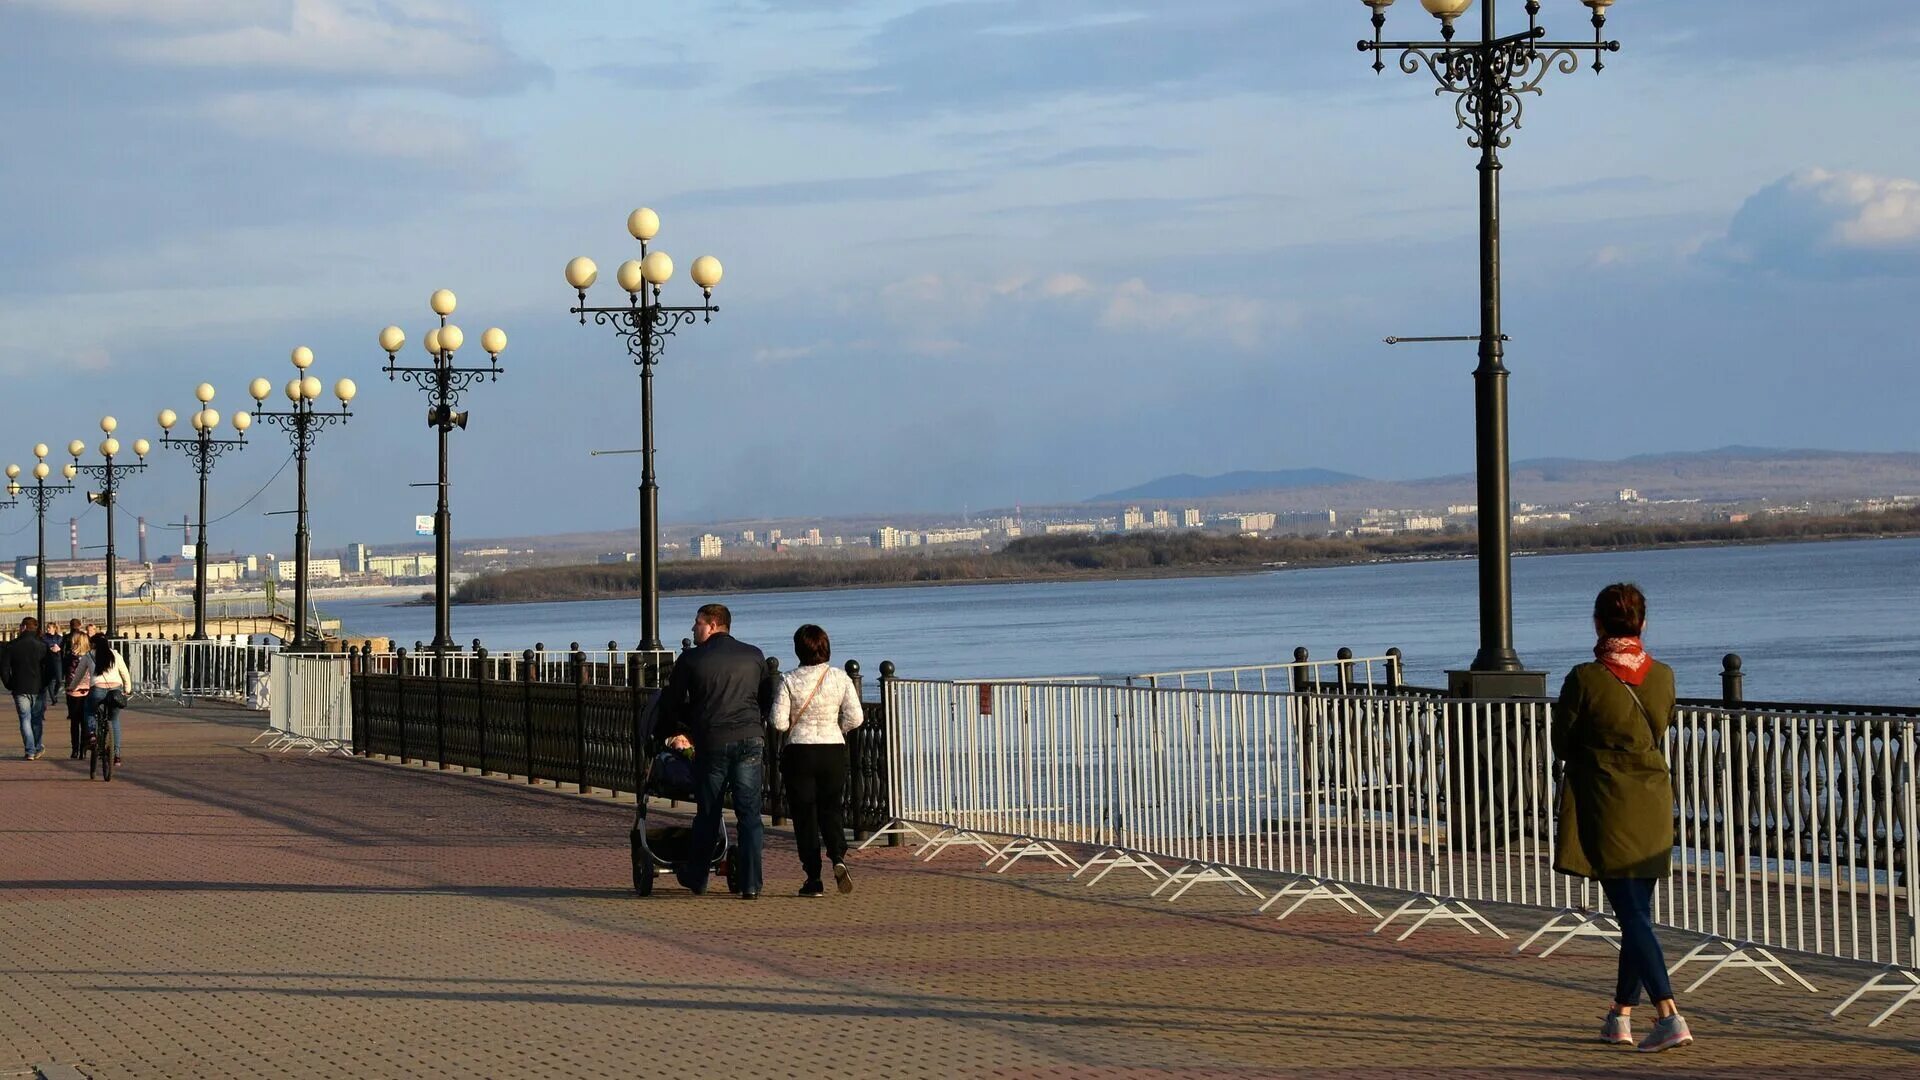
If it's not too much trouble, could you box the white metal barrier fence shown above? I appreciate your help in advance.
[1124,653,1406,692]
[265,653,353,754]
[114,639,278,709]
[879,679,1919,1025]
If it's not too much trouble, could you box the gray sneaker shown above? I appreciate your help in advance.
[1600,1013,1633,1045]
[833,862,854,895]
[1637,1014,1692,1053]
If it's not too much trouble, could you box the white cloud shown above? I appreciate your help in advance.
[875,269,1271,350]
[191,92,496,164]
[1714,168,1920,277]
[1099,278,1267,348]
[23,0,534,88]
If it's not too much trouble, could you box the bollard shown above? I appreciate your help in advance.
[1721,653,1744,705]
[846,659,866,841]
[1386,646,1405,692]
[475,646,490,775]
[1292,647,1312,693]
[764,656,784,826]
[522,648,538,783]
[573,648,589,794]
[1336,647,1355,694]
[395,647,410,764]
[877,660,899,845]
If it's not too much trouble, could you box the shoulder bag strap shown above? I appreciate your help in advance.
[1609,670,1658,739]
[791,666,831,724]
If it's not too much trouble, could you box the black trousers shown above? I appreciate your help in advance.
[66,693,87,755]
[782,743,848,882]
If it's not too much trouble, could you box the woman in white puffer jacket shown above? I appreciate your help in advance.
[769,624,864,897]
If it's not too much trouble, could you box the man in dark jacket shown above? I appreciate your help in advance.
[659,603,770,898]
[2,617,59,760]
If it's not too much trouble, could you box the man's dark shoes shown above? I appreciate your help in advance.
[740,890,759,900]
[671,863,707,896]
[798,880,825,898]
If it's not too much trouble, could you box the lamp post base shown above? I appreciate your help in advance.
[1448,668,1549,700]
[635,648,675,690]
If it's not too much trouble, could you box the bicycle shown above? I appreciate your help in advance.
[88,700,119,782]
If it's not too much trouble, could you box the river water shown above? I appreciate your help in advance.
[322,537,1920,706]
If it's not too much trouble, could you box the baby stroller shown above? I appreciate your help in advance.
[630,690,738,897]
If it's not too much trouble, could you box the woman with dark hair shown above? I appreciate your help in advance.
[770,624,864,897]
[1553,583,1692,1052]
[69,633,131,772]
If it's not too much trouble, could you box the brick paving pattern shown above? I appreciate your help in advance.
[1,705,1915,1078]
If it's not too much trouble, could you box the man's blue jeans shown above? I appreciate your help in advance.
[678,738,765,895]
[14,692,45,757]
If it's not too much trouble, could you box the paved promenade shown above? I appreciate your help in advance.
[1,706,1914,1078]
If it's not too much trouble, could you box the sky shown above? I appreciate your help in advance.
[3,0,1919,557]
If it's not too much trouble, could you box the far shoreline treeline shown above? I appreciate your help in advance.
[449,507,1920,606]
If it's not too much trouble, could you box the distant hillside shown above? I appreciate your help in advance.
[1073,448,1920,514]
[1089,468,1364,503]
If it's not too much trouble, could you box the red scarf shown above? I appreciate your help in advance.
[1595,636,1653,686]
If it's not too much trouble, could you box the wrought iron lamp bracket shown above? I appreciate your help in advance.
[1360,25,1618,151]
[572,302,720,368]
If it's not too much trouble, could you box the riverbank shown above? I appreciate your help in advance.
[449,508,1920,607]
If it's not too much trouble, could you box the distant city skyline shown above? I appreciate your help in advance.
[4,2,1919,560]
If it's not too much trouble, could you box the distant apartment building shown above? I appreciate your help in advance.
[598,552,638,565]
[1402,515,1445,533]
[1120,506,1145,531]
[739,529,757,544]
[368,553,435,579]
[697,534,725,559]
[1181,508,1203,528]
[1617,488,1642,502]
[1225,512,1277,533]
[278,558,343,582]
[462,547,509,557]
[873,526,904,550]
[1150,509,1173,529]
[1043,522,1097,535]
[923,527,988,546]
[344,542,370,573]
[1446,504,1478,516]
[767,529,783,543]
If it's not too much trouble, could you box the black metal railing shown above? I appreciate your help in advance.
[348,646,892,839]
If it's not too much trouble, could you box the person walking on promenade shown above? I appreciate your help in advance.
[771,624,864,897]
[1553,582,1692,1053]
[70,634,132,770]
[2,617,59,760]
[63,621,91,758]
[660,603,771,899]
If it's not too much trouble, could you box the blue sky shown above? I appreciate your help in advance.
[2,0,1918,555]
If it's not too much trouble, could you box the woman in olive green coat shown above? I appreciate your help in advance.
[1552,583,1692,1053]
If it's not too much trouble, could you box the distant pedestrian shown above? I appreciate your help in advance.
[658,603,771,899]
[63,621,91,758]
[1552,583,1692,1053]
[2,617,59,760]
[771,624,863,898]
[70,634,132,769]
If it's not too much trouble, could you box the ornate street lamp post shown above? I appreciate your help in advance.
[157,385,252,640]
[566,207,723,682]
[6,447,78,631]
[1358,0,1620,697]
[377,291,506,662]
[249,347,356,650]
[69,419,150,638]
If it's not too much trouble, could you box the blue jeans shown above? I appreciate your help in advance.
[1602,877,1674,1006]
[14,692,45,756]
[678,738,765,895]
[86,688,123,758]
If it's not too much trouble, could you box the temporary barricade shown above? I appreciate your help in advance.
[879,677,1919,1026]
[113,638,278,709]
[265,653,353,754]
